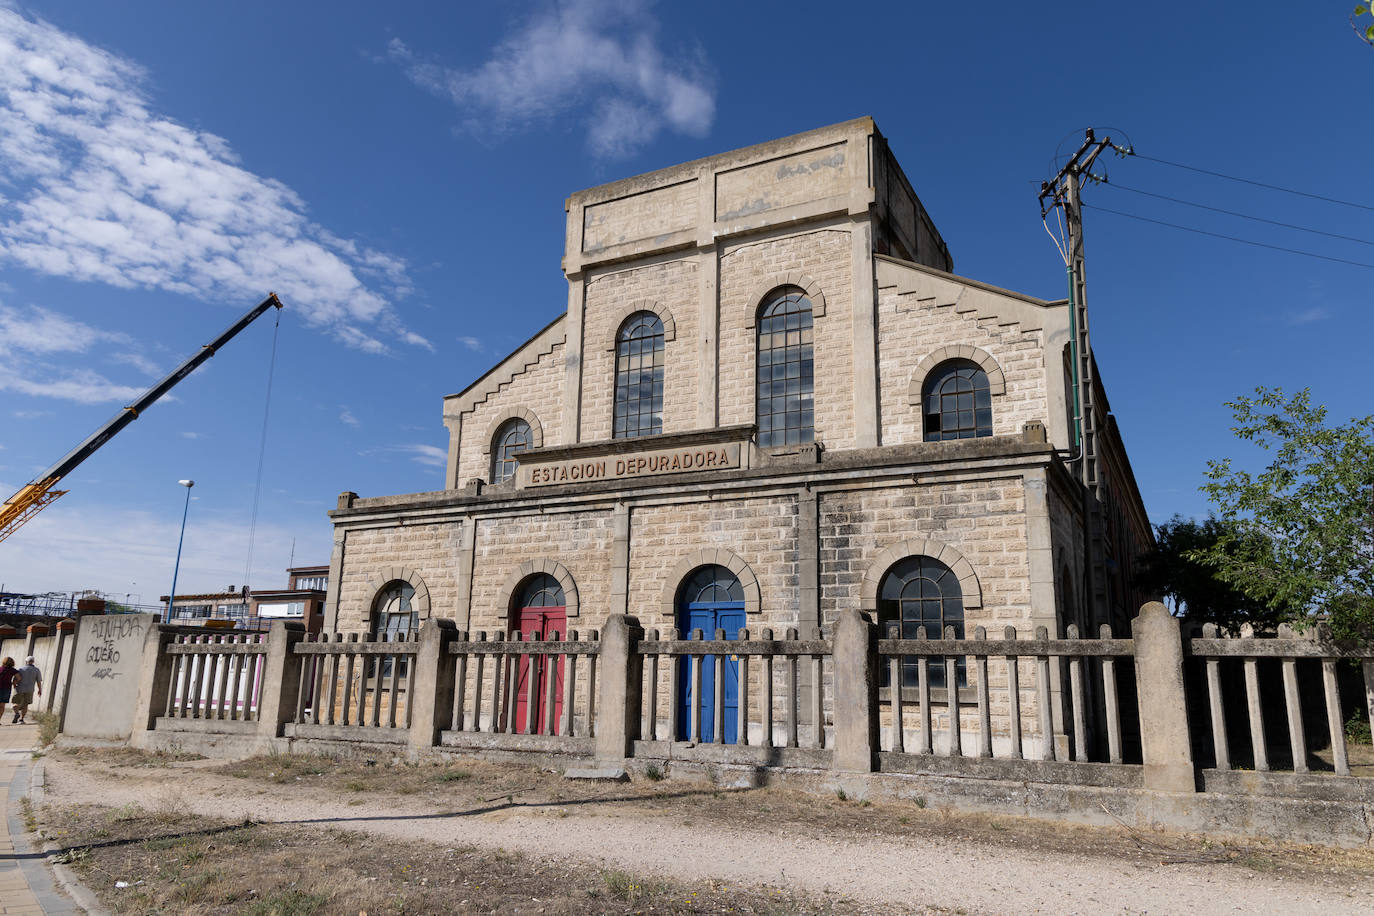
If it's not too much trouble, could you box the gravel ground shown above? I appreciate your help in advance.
[41,749,1374,915]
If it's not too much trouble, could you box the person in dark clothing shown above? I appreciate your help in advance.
[0,657,15,724]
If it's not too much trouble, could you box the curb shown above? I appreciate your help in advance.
[23,757,110,916]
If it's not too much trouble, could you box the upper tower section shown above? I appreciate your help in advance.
[562,117,952,278]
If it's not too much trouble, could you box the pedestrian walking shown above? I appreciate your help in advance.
[0,657,15,724]
[11,656,41,724]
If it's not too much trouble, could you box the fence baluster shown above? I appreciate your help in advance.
[1199,624,1229,770]
[786,627,799,749]
[944,626,961,757]
[495,632,512,734]
[341,634,358,725]
[974,626,991,759]
[1035,626,1053,761]
[737,629,750,746]
[667,628,681,742]
[324,634,340,725]
[405,632,418,728]
[452,634,468,732]
[387,637,402,729]
[888,625,904,753]
[810,629,824,750]
[1005,627,1021,760]
[642,630,658,740]
[690,629,703,743]
[190,636,208,718]
[472,632,488,732]
[546,632,561,736]
[586,630,599,738]
[230,637,246,721]
[213,635,230,719]
[917,627,932,755]
[1279,639,1308,773]
[1243,657,1269,771]
[370,638,386,728]
[564,630,580,738]
[164,637,180,718]
[1321,658,1350,777]
[1100,624,1123,765]
[1067,624,1087,762]
[709,629,724,744]
[294,638,311,724]
[761,629,774,749]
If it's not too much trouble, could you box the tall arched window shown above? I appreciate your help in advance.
[877,556,966,688]
[756,288,814,447]
[491,418,532,484]
[613,312,664,439]
[922,360,992,441]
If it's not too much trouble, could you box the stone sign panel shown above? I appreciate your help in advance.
[521,443,742,488]
[60,613,155,740]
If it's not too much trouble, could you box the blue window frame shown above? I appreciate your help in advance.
[756,289,814,447]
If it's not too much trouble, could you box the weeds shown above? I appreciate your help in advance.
[1346,711,1372,745]
[643,763,665,781]
[835,788,848,801]
[32,710,59,747]
[434,769,472,782]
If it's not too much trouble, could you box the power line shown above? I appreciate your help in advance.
[1128,152,1374,214]
[1100,180,1374,247]
[1083,203,1374,271]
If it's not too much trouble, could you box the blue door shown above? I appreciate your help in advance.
[676,565,745,743]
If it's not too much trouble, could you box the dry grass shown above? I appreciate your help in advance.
[38,803,897,915]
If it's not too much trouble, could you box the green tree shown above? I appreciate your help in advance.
[1134,515,1283,633]
[1355,5,1374,48]
[1193,387,1374,640]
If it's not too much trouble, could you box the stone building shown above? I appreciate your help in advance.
[324,118,1151,741]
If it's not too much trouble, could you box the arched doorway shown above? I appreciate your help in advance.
[509,573,567,734]
[676,565,745,742]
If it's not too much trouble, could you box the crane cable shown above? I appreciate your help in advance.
[242,308,282,592]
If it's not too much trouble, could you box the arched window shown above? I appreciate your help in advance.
[372,581,417,641]
[756,288,814,447]
[518,573,566,610]
[922,360,992,441]
[613,312,664,439]
[877,556,966,688]
[491,418,532,484]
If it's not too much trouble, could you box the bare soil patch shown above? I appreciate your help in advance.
[38,802,903,915]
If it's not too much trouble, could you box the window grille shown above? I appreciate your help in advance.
[923,360,992,441]
[613,312,665,438]
[755,289,814,446]
[877,556,966,688]
[491,418,533,483]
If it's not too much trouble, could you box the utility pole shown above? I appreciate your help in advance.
[1039,129,1120,632]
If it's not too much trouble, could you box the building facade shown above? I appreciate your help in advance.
[325,119,1151,739]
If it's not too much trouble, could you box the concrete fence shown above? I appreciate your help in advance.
[100,602,1374,844]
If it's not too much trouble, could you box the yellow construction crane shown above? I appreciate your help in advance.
[0,294,284,545]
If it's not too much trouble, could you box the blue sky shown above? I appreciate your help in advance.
[1,1,1370,603]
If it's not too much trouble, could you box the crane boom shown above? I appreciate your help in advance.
[0,293,284,545]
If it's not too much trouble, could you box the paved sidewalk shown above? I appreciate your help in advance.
[0,721,82,915]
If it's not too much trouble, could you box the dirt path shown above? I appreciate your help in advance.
[43,753,1374,915]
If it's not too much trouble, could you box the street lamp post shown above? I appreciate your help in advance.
[165,479,195,624]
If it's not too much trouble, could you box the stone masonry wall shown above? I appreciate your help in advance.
[468,509,616,630]
[335,522,466,632]
[876,284,1047,446]
[626,494,800,633]
[580,256,699,441]
[456,340,566,487]
[718,228,854,450]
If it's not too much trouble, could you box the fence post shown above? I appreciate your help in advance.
[595,614,643,764]
[832,608,878,772]
[409,618,458,752]
[128,624,177,748]
[1130,602,1195,793]
[256,621,306,742]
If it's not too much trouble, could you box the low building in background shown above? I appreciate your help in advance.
[161,565,327,633]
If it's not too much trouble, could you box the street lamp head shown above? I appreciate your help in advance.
[178,479,194,488]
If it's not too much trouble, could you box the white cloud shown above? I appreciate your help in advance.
[178,431,198,439]
[362,443,447,468]
[457,335,482,351]
[1287,306,1330,325]
[0,7,425,352]
[0,301,149,403]
[339,406,360,428]
[110,350,162,375]
[0,498,325,595]
[389,0,715,158]
[12,409,51,418]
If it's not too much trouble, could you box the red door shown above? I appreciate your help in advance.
[511,605,566,734]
